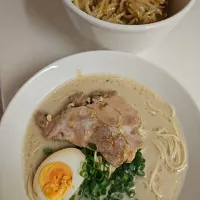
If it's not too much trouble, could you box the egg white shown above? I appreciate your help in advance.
[33,148,85,200]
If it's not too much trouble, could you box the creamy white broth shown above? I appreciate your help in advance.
[23,74,187,200]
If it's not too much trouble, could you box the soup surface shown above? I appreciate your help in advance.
[24,74,187,200]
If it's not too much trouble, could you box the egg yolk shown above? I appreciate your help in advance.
[39,162,73,200]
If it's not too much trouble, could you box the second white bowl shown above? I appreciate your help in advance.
[62,0,195,54]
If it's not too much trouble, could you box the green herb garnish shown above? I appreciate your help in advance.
[69,194,76,200]
[43,147,53,155]
[78,148,145,199]
[88,143,97,151]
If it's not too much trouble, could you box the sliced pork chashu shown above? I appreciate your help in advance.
[36,92,143,167]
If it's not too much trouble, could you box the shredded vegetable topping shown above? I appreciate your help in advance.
[72,0,168,25]
[69,145,145,200]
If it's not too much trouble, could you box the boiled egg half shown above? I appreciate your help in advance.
[33,148,85,200]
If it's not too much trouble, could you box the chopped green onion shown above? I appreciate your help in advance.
[78,147,145,199]
[82,162,87,170]
[137,170,145,176]
[87,155,94,162]
[125,182,134,191]
[43,147,53,155]
[69,194,76,200]
[110,192,123,199]
[95,170,104,182]
[78,189,83,195]
[104,171,109,178]
[138,163,145,170]
[129,163,136,171]
[126,188,135,198]
[94,162,100,169]
[100,177,109,187]
[136,151,142,157]
[123,173,129,181]
[80,171,89,179]
[88,143,97,151]
[105,162,110,168]
[90,181,100,195]
[101,188,107,195]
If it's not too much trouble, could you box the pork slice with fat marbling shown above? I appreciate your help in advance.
[36,92,143,167]
[36,106,97,146]
[87,102,120,127]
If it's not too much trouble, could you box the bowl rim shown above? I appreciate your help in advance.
[1,51,200,199]
[62,0,196,32]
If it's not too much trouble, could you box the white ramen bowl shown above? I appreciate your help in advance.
[0,51,200,199]
[62,0,195,54]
